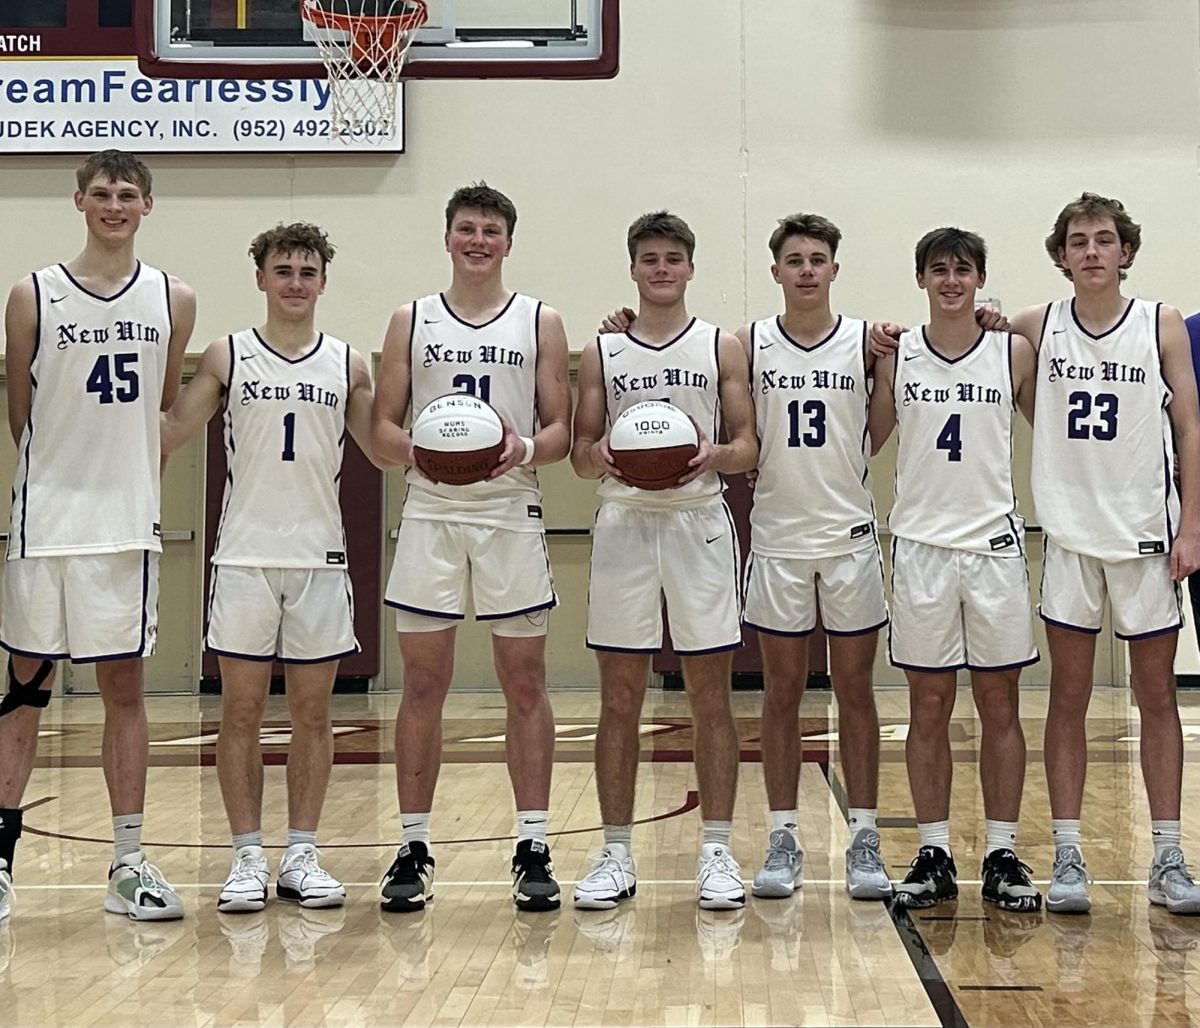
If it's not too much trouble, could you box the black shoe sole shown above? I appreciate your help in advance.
[381,894,433,913]
[514,893,562,912]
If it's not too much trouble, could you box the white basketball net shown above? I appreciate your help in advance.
[300,0,427,144]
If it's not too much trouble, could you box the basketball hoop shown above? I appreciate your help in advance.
[300,0,428,143]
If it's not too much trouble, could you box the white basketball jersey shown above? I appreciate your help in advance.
[888,328,1025,556]
[9,262,171,558]
[1032,298,1177,561]
[402,292,544,532]
[597,317,723,509]
[749,315,876,558]
[212,330,350,569]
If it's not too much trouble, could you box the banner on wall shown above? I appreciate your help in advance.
[0,60,404,154]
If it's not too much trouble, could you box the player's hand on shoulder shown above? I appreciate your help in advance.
[868,321,904,358]
[974,304,1009,332]
[600,307,636,335]
[746,468,759,490]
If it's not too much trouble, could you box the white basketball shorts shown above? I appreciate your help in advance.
[206,565,359,664]
[743,546,888,638]
[1,550,159,663]
[385,518,556,636]
[586,501,742,655]
[888,537,1038,673]
[1039,536,1182,640]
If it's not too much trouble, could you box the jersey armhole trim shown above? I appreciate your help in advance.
[1037,302,1053,348]
[163,269,173,337]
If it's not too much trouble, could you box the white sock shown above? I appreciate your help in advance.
[848,808,878,833]
[917,820,951,856]
[1052,819,1082,851]
[770,809,799,842]
[516,810,549,844]
[603,823,633,851]
[232,830,263,853]
[1152,820,1182,859]
[703,820,733,848]
[287,828,317,852]
[985,819,1019,856]
[401,812,431,849]
[113,814,144,864]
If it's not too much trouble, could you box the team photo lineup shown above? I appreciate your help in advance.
[1,142,1199,967]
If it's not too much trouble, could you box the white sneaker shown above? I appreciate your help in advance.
[573,843,637,910]
[277,844,346,908]
[0,859,11,922]
[696,843,745,910]
[1149,847,1200,915]
[105,851,185,921]
[845,828,893,900]
[1046,845,1092,914]
[217,845,270,913]
[751,830,803,898]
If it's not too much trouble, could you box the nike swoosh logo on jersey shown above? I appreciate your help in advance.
[239,353,258,361]
[903,353,920,361]
[50,295,66,303]
[758,343,774,350]
[705,535,721,544]
[424,318,441,324]
[1052,329,1067,335]
[610,348,626,357]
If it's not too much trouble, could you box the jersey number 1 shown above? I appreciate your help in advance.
[85,354,139,405]
[281,412,296,461]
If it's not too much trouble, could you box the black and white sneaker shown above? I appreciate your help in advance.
[381,842,435,913]
[893,846,958,910]
[981,849,1042,912]
[512,839,561,912]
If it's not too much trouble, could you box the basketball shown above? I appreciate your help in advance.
[608,400,699,490]
[411,393,505,485]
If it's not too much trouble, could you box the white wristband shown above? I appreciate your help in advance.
[518,436,535,466]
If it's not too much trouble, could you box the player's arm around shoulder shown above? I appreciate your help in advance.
[570,337,619,481]
[530,304,571,465]
[866,350,897,455]
[372,302,416,468]
[162,276,197,411]
[345,348,392,470]
[709,329,757,475]
[161,338,228,455]
[1010,332,1038,425]
[1009,303,1051,355]
[5,275,37,446]
[1160,304,1200,577]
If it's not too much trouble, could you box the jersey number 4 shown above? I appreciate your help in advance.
[936,414,963,462]
[85,354,139,405]
[786,399,826,447]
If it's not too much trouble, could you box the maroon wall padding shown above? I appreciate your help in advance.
[201,415,382,682]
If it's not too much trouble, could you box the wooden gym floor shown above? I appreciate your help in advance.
[1,686,1198,1028]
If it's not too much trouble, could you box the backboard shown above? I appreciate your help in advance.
[137,0,619,79]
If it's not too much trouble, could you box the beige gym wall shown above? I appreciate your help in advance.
[0,0,1196,689]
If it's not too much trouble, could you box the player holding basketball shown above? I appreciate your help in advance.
[869,228,1042,912]
[0,150,195,922]
[1020,194,1200,914]
[161,223,375,912]
[373,183,571,913]
[572,211,758,911]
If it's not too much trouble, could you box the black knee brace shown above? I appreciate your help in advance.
[0,658,53,718]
